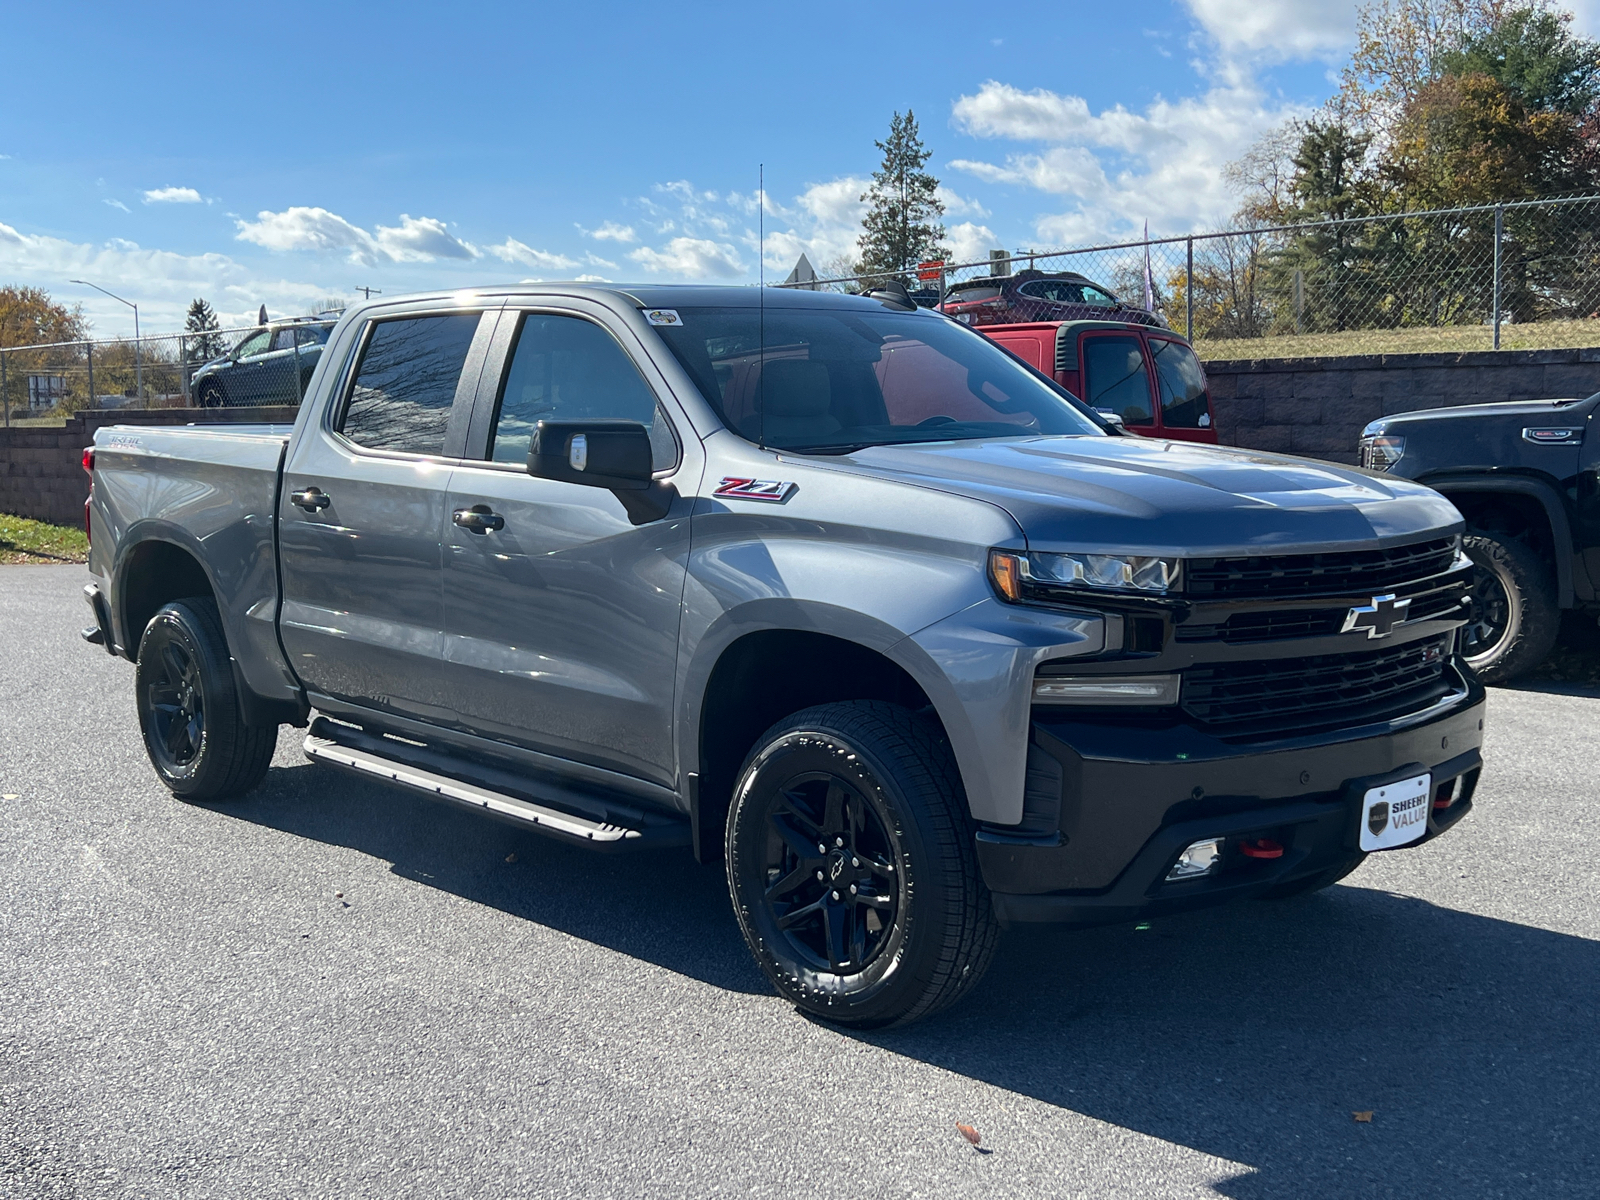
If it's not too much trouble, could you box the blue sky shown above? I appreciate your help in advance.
[0,0,1522,334]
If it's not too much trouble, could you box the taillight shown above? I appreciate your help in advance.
[82,447,95,474]
[82,447,94,543]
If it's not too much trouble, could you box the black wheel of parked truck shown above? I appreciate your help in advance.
[135,599,276,801]
[725,701,999,1028]
[1461,531,1559,684]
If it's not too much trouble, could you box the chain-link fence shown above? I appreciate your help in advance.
[0,318,338,426]
[785,194,1600,360]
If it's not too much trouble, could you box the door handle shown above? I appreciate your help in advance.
[290,487,331,512]
[453,505,505,534]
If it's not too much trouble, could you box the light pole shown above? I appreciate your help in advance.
[71,279,141,403]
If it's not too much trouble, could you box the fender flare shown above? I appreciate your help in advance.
[1418,472,1574,607]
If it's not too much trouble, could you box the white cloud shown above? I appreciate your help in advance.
[143,186,202,204]
[949,79,1311,244]
[489,238,581,271]
[574,273,611,282]
[585,221,636,243]
[1181,0,1354,60]
[374,214,476,262]
[0,217,331,334]
[946,222,999,265]
[103,198,130,213]
[938,186,990,219]
[629,236,744,279]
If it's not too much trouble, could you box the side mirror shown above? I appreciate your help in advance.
[528,418,675,524]
[1095,409,1127,432]
[529,419,653,490]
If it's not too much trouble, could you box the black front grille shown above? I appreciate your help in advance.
[1182,635,1454,735]
[1175,588,1469,645]
[1184,538,1457,600]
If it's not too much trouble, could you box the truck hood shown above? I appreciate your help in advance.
[1367,395,1598,431]
[833,435,1462,556]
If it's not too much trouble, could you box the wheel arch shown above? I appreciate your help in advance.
[112,526,218,657]
[686,618,945,864]
[1421,473,1575,608]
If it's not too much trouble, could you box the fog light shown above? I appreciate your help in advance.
[1166,837,1223,881]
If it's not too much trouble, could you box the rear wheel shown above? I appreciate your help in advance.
[1461,532,1559,683]
[725,701,999,1028]
[197,379,226,408]
[135,599,276,801]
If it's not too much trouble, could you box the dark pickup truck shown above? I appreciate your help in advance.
[82,284,1485,1027]
[1361,393,1600,681]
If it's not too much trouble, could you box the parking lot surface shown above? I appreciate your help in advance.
[3,564,1597,1199]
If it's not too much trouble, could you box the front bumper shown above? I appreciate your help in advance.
[979,672,1485,926]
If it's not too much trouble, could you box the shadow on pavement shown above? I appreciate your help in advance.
[234,758,1595,1198]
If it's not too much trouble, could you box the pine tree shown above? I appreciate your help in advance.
[856,111,947,284]
[184,298,225,363]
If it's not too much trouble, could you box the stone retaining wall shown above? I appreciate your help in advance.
[0,407,298,526]
[1205,346,1600,464]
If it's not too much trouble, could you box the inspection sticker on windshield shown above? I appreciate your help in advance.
[643,309,682,326]
[714,477,798,503]
[1359,772,1430,851]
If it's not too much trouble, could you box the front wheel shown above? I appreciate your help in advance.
[725,701,999,1028]
[1461,532,1559,683]
[135,599,276,801]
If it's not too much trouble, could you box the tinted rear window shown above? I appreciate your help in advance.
[340,314,481,454]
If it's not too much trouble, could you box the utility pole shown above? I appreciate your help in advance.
[353,286,382,300]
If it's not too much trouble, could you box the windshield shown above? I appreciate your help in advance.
[649,306,1103,452]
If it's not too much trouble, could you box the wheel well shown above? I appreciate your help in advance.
[1441,490,1554,565]
[118,540,214,655]
[694,630,937,862]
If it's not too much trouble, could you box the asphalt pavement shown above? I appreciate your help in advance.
[2,564,1597,1199]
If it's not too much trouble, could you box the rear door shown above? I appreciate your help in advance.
[1078,330,1156,433]
[1147,334,1218,444]
[278,305,498,724]
[434,302,700,787]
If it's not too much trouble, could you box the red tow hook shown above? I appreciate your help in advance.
[1238,838,1285,859]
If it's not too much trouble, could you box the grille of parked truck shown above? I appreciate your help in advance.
[81,284,1485,1027]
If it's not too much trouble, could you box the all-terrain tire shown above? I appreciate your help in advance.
[1462,532,1560,684]
[1259,853,1366,899]
[135,598,276,801]
[725,701,1000,1028]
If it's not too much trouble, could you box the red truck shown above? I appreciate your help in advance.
[978,320,1218,445]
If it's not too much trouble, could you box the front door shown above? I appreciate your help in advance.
[437,306,697,787]
[278,307,496,724]
[1079,331,1156,433]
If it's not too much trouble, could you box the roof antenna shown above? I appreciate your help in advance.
[758,162,766,452]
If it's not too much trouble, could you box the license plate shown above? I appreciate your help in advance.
[1359,773,1431,851]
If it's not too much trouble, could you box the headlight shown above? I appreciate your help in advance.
[1360,434,1405,471]
[988,549,1177,603]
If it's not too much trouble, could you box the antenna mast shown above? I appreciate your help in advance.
[758,163,766,451]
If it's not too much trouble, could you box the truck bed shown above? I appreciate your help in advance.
[89,422,296,704]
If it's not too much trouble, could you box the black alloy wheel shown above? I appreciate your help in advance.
[1460,532,1559,683]
[197,379,226,408]
[143,625,206,771]
[726,701,999,1028]
[760,772,904,976]
[135,599,277,800]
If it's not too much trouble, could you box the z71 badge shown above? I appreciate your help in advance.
[714,477,798,503]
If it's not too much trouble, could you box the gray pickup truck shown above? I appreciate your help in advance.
[82,284,1486,1027]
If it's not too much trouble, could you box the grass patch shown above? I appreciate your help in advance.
[1196,317,1600,362]
[0,513,88,564]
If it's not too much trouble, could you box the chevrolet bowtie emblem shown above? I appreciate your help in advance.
[1341,593,1411,639]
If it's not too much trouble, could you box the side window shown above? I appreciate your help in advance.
[489,313,677,469]
[1082,335,1153,425]
[1150,338,1212,428]
[339,313,481,455]
[296,325,330,347]
[234,330,271,358]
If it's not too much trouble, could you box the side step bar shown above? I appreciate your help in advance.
[303,717,689,852]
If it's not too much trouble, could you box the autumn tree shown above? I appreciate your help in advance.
[0,286,89,349]
[856,111,948,283]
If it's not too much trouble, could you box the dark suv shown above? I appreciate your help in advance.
[940,270,1164,329]
[192,318,337,408]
